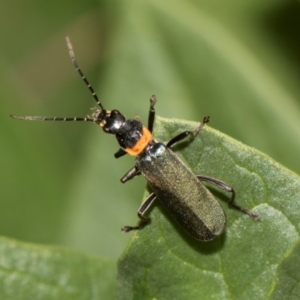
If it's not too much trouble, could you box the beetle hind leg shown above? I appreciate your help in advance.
[122,192,156,232]
[227,191,260,221]
[197,175,260,221]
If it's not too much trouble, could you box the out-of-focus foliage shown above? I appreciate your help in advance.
[1,0,300,298]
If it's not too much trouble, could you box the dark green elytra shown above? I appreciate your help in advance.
[136,143,225,241]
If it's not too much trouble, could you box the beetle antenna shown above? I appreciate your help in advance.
[65,36,104,111]
[10,115,94,122]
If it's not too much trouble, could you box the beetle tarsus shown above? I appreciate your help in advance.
[150,95,157,107]
[121,226,135,232]
[244,210,260,221]
[191,115,210,138]
[228,197,260,221]
[121,220,150,232]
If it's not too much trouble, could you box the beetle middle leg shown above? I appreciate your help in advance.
[120,166,141,183]
[197,175,260,221]
[122,192,157,232]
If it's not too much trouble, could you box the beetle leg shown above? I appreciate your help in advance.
[167,116,209,148]
[197,175,260,221]
[114,148,127,158]
[148,95,157,133]
[122,192,156,232]
[120,166,142,183]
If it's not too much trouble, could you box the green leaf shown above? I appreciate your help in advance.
[117,116,300,300]
[0,236,115,300]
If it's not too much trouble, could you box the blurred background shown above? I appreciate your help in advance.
[1,0,300,259]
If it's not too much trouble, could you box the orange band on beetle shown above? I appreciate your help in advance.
[125,126,152,156]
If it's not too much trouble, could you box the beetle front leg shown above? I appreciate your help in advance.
[197,175,260,221]
[114,148,127,158]
[122,193,156,232]
[147,95,157,133]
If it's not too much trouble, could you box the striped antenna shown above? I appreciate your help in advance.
[11,37,103,123]
[65,36,104,110]
[10,115,94,122]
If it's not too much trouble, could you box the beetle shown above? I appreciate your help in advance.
[11,37,259,241]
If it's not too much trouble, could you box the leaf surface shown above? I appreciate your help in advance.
[118,116,300,300]
[0,237,115,300]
